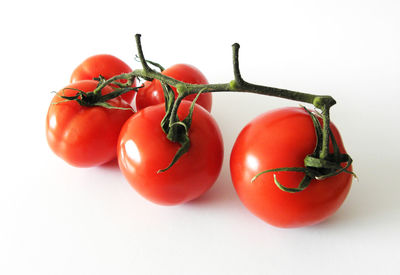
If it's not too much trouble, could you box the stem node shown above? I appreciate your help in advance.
[176,84,188,96]
[313,96,336,109]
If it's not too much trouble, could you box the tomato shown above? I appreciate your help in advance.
[118,101,223,205]
[135,64,212,112]
[230,107,352,228]
[46,80,134,167]
[70,54,136,104]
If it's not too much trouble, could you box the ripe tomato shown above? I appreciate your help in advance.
[135,64,212,112]
[70,54,136,104]
[46,80,134,167]
[230,107,352,228]
[118,101,223,205]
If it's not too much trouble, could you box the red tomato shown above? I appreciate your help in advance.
[118,101,223,205]
[135,64,212,112]
[46,80,134,167]
[70,54,136,104]
[230,107,352,228]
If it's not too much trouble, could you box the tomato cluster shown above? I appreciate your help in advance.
[46,53,352,228]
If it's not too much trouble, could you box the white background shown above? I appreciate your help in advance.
[1,0,399,274]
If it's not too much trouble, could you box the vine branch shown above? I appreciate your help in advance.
[88,34,352,187]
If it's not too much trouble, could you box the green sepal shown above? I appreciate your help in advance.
[160,83,176,134]
[313,154,354,180]
[54,88,85,103]
[182,88,205,129]
[99,87,136,102]
[273,174,313,193]
[305,105,341,160]
[157,88,205,173]
[92,102,133,111]
[302,107,323,157]
[329,128,341,160]
[52,83,137,111]
[158,134,190,173]
[57,94,80,101]
[304,155,343,169]
[92,75,105,82]
[251,167,308,183]
[251,167,314,193]
[166,121,188,143]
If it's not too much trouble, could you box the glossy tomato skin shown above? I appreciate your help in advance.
[135,64,212,112]
[70,54,136,104]
[230,107,352,228]
[118,101,223,205]
[46,80,134,167]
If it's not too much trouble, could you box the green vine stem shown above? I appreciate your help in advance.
[92,34,352,189]
[96,35,337,125]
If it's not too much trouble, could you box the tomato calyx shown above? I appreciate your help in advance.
[54,77,139,110]
[157,83,204,173]
[251,107,355,193]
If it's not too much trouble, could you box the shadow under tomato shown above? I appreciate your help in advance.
[311,175,396,229]
[98,157,243,207]
[185,166,241,208]
[99,158,120,170]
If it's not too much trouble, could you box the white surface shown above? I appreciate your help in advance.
[1,0,399,274]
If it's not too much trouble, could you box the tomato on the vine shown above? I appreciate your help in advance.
[70,54,136,104]
[118,101,223,205]
[46,80,134,167]
[230,107,352,228]
[135,64,212,112]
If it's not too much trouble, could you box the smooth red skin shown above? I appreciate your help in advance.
[46,80,134,167]
[135,64,212,112]
[118,101,223,205]
[70,54,136,104]
[230,107,352,228]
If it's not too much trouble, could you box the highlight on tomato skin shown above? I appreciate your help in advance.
[230,107,353,228]
[135,64,212,112]
[117,101,223,206]
[46,80,134,168]
[70,54,136,104]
